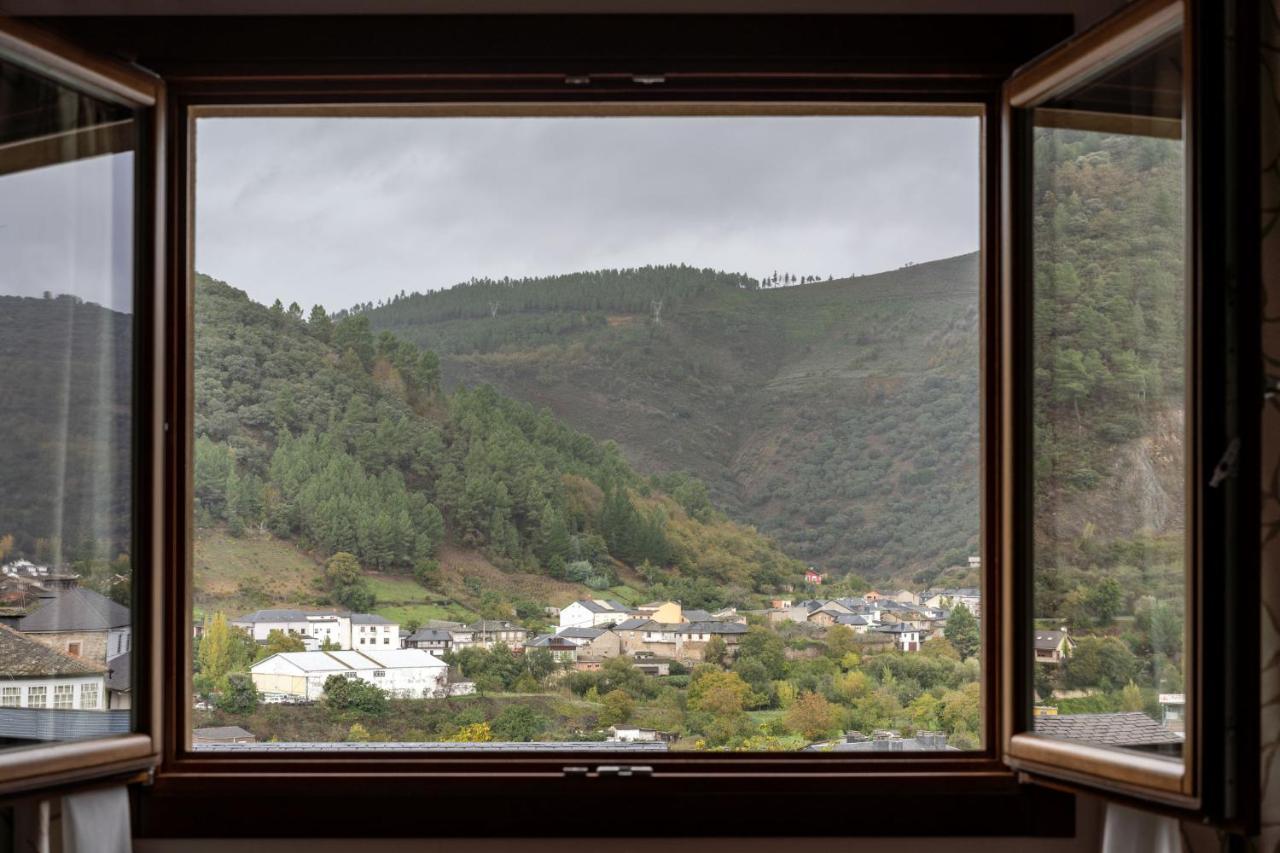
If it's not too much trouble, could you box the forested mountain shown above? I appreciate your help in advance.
[0,294,131,563]
[364,255,983,582]
[193,275,804,610]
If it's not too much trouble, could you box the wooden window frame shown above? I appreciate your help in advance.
[999,0,1260,831]
[0,15,165,801]
[6,6,1257,836]
[79,13,1073,838]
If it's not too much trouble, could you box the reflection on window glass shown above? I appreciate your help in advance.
[1030,34,1187,759]
[0,60,135,748]
[191,114,983,752]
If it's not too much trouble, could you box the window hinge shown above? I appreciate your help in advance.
[562,765,653,779]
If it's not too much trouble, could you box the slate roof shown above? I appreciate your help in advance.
[526,634,576,648]
[874,623,919,634]
[468,620,527,632]
[1034,630,1070,651]
[0,624,103,677]
[350,613,396,625]
[233,609,342,623]
[555,627,606,640]
[681,609,713,623]
[17,587,129,633]
[193,726,255,741]
[106,652,130,692]
[1033,712,1184,747]
[683,621,747,635]
[575,599,628,614]
[406,629,452,643]
[195,740,669,752]
[612,618,653,632]
[834,614,871,626]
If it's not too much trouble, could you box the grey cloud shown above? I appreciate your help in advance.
[186,114,981,311]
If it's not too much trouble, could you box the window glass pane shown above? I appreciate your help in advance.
[191,114,983,752]
[1030,33,1186,761]
[0,59,135,747]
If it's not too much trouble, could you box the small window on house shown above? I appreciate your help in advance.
[26,686,47,708]
[373,670,386,678]
[67,642,82,657]
[80,683,100,709]
[53,684,74,709]
[0,686,19,707]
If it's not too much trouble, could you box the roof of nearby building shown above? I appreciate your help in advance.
[681,609,713,623]
[805,734,958,752]
[106,652,130,692]
[0,624,103,677]
[194,741,670,752]
[193,726,255,741]
[17,587,130,633]
[350,613,396,625]
[612,618,652,631]
[684,621,747,635]
[1034,630,1071,651]
[251,648,447,673]
[232,609,343,623]
[1033,712,1184,747]
[874,623,920,634]
[0,707,129,743]
[572,599,629,614]
[468,620,526,632]
[555,626,606,640]
[406,628,452,642]
[834,614,871,626]
[526,634,577,648]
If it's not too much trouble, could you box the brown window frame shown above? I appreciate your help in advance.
[999,0,1260,832]
[7,5,1258,837]
[0,14,165,800]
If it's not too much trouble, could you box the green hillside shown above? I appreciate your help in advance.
[193,275,804,613]
[365,254,982,581]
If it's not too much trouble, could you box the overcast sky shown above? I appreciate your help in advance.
[3,115,978,315]
[0,152,134,312]
[194,115,979,312]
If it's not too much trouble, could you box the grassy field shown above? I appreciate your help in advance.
[194,527,604,627]
[193,527,326,618]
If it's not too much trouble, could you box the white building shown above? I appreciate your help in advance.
[231,609,399,651]
[0,624,106,712]
[250,648,448,702]
[558,599,631,630]
[351,613,398,649]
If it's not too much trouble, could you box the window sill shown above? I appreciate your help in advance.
[136,769,1075,838]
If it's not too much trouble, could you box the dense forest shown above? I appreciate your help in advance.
[1030,128,1188,703]
[0,294,132,575]
[193,275,804,610]
[364,254,983,582]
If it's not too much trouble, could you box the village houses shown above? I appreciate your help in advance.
[231,609,400,651]
[250,648,453,702]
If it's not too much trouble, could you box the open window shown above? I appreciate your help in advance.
[0,3,1258,838]
[1000,0,1257,828]
[0,18,162,798]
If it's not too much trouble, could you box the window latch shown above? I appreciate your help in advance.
[562,765,653,779]
[1209,436,1240,488]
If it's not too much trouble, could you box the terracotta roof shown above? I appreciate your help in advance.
[1033,712,1183,747]
[0,624,103,677]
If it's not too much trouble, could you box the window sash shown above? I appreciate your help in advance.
[999,0,1260,827]
[0,15,163,800]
